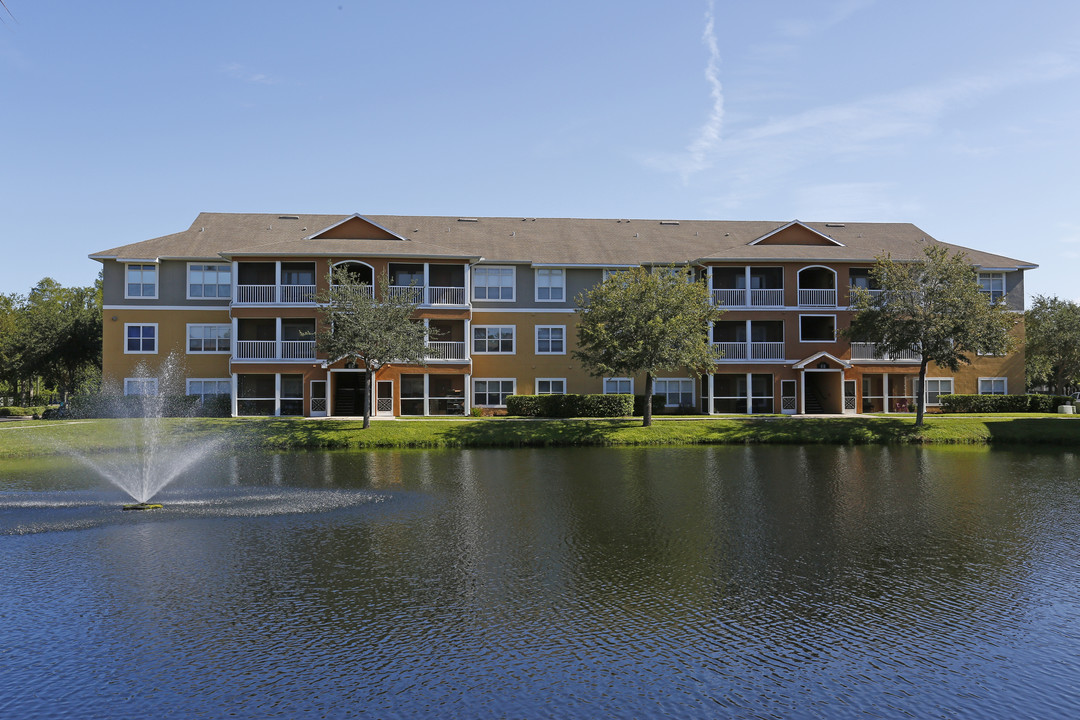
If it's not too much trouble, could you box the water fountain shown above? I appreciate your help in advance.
[62,352,227,508]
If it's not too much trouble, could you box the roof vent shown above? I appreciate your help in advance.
[278,215,300,220]
[660,220,680,226]
[458,218,479,222]
[825,223,845,228]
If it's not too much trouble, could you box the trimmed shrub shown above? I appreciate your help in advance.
[68,393,204,419]
[0,406,37,417]
[505,393,633,418]
[939,394,1072,413]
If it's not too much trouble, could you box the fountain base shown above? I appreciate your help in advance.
[122,503,163,511]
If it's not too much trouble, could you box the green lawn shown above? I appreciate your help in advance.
[3,414,1080,458]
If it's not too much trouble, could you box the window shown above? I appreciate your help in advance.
[474,378,515,407]
[473,266,515,301]
[799,315,836,342]
[979,377,1007,395]
[124,323,157,354]
[125,264,157,298]
[603,377,633,394]
[187,378,231,401]
[280,374,304,416]
[603,268,632,282]
[535,268,565,301]
[978,272,1005,303]
[536,378,566,395]
[535,325,565,354]
[655,378,694,407]
[187,324,231,353]
[188,263,231,299]
[473,326,515,354]
[924,378,954,406]
[124,378,158,396]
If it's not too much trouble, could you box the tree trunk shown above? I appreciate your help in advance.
[916,358,928,428]
[362,362,373,430]
[643,371,654,427]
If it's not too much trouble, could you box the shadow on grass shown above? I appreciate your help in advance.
[436,418,639,448]
[982,417,1080,445]
[704,417,927,445]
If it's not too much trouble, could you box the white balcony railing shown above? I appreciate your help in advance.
[235,284,276,303]
[388,285,425,304]
[234,340,316,360]
[712,289,746,306]
[712,288,785,307]
[427,286,466,305]
[850,342,921,362]
[426,341,467,361]
[750,288,784,306]
[280,340,317,359]
[798,288,837,307]
[712,342,785,361]
[236,284,317,304]
[234,340,277,359]
[279,285,316,303]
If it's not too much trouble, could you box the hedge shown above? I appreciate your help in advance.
[505,393,634,418]
[0,406,43,417]
[67,394,231,419]
[633,394,667,416]
[938,394,1073,413]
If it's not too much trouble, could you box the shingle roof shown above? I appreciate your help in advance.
[89,212,1038,270]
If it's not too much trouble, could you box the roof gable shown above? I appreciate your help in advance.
[749,221,844,247]
[793,351,852,369]
[307,214,405,241]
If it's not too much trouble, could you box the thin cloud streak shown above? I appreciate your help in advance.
[221,62,273,85]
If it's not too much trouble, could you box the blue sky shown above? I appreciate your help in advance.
[2,0,1078,301]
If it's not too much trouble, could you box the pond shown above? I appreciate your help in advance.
[2,445,1080,719]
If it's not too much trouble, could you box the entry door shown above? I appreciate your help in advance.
[310,380,327,417]
[781,380,797,415]
[376,380,394,416]
[844,379,857,414]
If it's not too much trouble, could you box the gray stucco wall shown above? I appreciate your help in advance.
[102,260,230,306]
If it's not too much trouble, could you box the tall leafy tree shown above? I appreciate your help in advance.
[1025,295,1080,395]
[847,246,1016,427]
[314,268,431,428]
[574,265,722,427]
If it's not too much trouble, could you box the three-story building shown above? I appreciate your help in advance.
[91,213,1035,416]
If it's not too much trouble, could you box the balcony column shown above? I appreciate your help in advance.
[707,373,714,415]
[799,369,806,415]
[423,263,430,306]
[230,373,238,417]
[423,374,430,417]
[274,373,281,417]
[745,266,751,304]
[423,318,430,354]
[231,261,238,303]
[746,372,753,415]
[464,264,472,304]
[275,261,282,301]
[464,373,471,415]
[745,319,752,359]
[883,373,890,413]
[276,317,282,360]
[464,318,471,360]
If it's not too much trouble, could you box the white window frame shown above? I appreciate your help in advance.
[186,262,232,300]
[924,377,954,406]
[472,325,516,354]
[536,378,566,395]
[602,268,633,282]
[534,268,565,302]
[473,378,516,407]
[124,322,158,354]
[978,377,1007,395]
[654,378,695,407]
[124,378,158,396]
[186,378,232,401]
[535,325,566,355]
[799,314,836,343]
[603,377,634,394]
[978,272,1006,304]
[186,323,232,354]
[472,265,516,302]
[124,263,158,300]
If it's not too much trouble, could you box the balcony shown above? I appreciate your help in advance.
[711,289,786,307]
[850,342,921,362]
[798,288,837,307]
[234,340,317,360]
[235,284,318,304]
[425,341,467,361]
[712,341,785,361]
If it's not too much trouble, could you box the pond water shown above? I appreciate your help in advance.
[2,445,1080,719]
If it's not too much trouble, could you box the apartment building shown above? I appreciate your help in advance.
[90,213,1035,417]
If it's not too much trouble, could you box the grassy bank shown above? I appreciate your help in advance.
[3,414,1080,457]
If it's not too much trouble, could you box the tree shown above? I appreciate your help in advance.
[574,265,723,427]
[1025,295,1080,395]
[846,246,1016,427]
[314,268,431,428]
